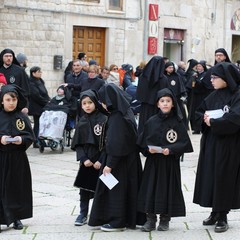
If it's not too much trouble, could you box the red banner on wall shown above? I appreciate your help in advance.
[148,37,158,55]
[149,4,159,21]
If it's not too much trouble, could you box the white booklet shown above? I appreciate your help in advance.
[99,173,119,190]
[148,145,163,153]
[205,109,224,119]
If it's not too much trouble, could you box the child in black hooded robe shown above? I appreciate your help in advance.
[137,88,193,232]
[71,89,107,226]
[0,85,34,232]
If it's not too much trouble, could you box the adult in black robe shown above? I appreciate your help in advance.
[0,85,34,231]
[0,49,30,112]
[193,62,240,233]
[71,89,107,226]
[136,56,169,133]
[88,84,144,230]
[137,88,193,230]
[201,48,231,92]
[164,61,187,126]
[186,61,209,133]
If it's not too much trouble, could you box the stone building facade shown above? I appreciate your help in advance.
[0,0,240,95]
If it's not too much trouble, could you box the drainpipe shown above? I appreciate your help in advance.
[143,0,149,61]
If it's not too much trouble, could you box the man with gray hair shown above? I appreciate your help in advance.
[65,59,88,99]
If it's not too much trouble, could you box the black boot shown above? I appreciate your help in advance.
[157,214,170,231]
[13,220,23,230]
[141,213,157,232]
[203,212,219,225]
[214,212,228,233]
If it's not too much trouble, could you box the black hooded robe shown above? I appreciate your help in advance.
[88,84,144,229]
[193,88,240,211]
[137,88,193,217]
[0,49,30,102]
[136,56,169,134]
[71,108,107,192]
[0,111,34,225]
[193,62,240,212]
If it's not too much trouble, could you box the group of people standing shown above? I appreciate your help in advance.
[135,50,240,234]
[1,46,240,236]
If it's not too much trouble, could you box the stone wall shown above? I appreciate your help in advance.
[0,0,240,95]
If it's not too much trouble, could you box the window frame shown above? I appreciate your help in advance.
[109,0,123,11]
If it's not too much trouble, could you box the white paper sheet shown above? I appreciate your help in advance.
[99,173,119,190]
[205,109,224,119]
[148,145,163,153]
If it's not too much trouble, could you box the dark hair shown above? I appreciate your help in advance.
[78,52,86,60]
[101,66,110,72]
[30,66,41,77]
[4,91,18,99]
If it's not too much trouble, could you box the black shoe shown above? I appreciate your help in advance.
[13,220,23,230]
[203,213,218,225]
[74,215,87,226]
[214,220,228,233]
[33,143,40,148]
[157,220,169,231]
[141,214,157,232]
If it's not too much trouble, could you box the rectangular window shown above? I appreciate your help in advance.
[80,0,100,2]
[109,0,123,11]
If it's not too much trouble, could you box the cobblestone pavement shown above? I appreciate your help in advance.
[1,134,240,240]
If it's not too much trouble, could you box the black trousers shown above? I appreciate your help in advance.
[79,189,94,216]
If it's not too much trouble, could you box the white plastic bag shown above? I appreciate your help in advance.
[39,111,67,140]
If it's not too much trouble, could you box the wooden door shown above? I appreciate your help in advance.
[73,26,106,67]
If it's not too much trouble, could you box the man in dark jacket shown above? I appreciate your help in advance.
[65,59,88,100]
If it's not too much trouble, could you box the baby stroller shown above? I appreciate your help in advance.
[38,85,77,153]
[38,110,67,153]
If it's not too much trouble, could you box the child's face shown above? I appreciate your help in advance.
[210,76,227,89]
[2,93,18,112]
[157,96,173,113]
[81,96,96,114]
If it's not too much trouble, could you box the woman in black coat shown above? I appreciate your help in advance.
[28,66,50,148]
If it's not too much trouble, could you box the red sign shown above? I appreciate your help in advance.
[148,37,158,55]
[149,4,159,21]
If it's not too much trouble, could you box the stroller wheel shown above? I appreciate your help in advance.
[50,141,58,151]
[39,145,44,153]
